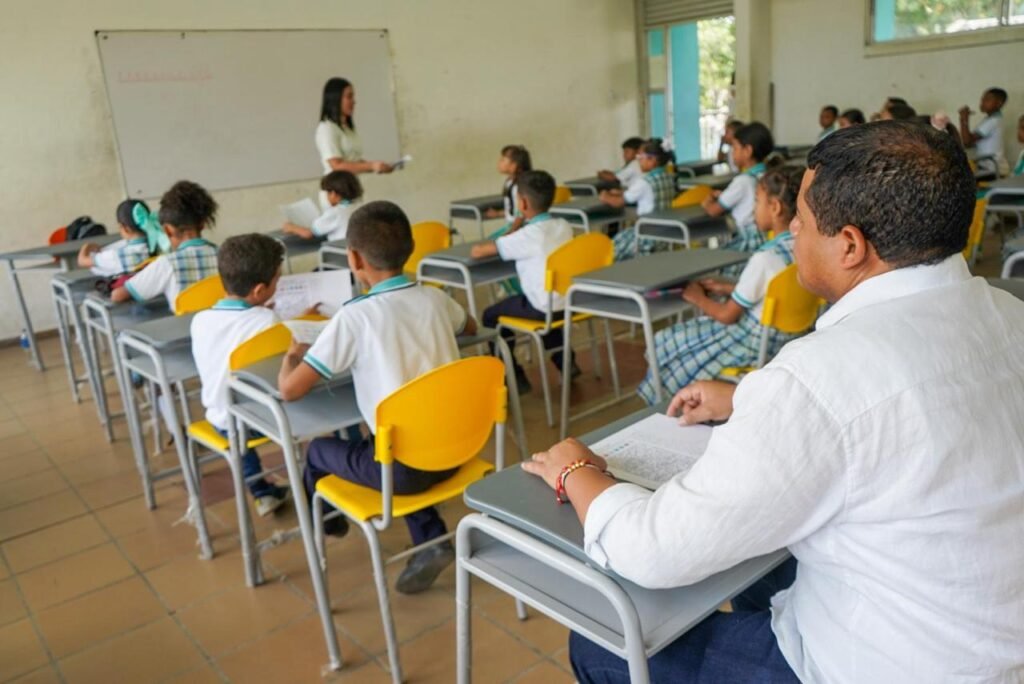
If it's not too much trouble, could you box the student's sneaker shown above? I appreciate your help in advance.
[513,365,533,395]
[254,484,291,517]
[322,513,350,538]
[395,541,456,595]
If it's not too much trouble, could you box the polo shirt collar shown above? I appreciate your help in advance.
[368,274,413,295]
[816,254,971,331]
[178,238,210,251]
[526,212,552,226]
[127,237,147,245]
[211,298,252,311]
[745,162,767,177]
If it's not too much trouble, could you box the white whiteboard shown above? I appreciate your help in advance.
[96,30,401,198]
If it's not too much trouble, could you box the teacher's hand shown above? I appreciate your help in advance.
[667,380,736,425]
[371,161,394,174]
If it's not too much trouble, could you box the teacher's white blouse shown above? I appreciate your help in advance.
[583,255,1024,683]
[315,120,363,174]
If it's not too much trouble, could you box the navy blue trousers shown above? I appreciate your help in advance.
[481,295,572,370]
[570,557,800,683]
[303,435,457,545]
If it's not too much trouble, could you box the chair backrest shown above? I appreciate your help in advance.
[761,263,823,333]
[962,198,987,263]
[174,274,226,316]
[404,221,451,275]
[672,185,712,208]
[229,322,293,370]
[544,233,614,297]
[553,186,573,205]
[375,356,506,472]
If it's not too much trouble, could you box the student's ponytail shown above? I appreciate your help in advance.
[116,199,149,233]
[759,166,805,222]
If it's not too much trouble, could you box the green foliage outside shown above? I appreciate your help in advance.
[697,16,735,112]
[890,0,1002,38]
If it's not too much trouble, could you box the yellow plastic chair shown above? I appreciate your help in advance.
[719,263,823,380]
[672,185,712,208]
[185,322,295,583]
[497,233,620,426]
[962,198,988,266]
[309,356,507,683]
[174,274,226,315]
[404,221,452,277]
[553,185,573,205]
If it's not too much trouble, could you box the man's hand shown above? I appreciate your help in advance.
[521,438,607,490]
[667,380,737,425]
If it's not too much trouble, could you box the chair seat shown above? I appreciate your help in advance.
[315,457,494,522]
[187,420,270,453]
[498,312,592,333]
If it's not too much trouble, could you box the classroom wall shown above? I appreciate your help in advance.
[767,0,1024,153]
[0,0,639,342]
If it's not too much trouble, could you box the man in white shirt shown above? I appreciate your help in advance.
[524,121,1024,682]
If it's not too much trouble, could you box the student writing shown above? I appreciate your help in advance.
[77,199,153,277]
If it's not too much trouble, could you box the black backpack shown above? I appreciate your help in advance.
[65,216,107,242]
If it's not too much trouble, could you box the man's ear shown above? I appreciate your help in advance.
[836,224,873,269]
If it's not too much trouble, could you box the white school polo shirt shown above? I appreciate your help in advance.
[315,120,363,174]
[90,237,150,277]
[312,200,358,241]
[495,212,574,313]
[974,111,1005,170]
[302,276,468,434]
[718,162,765,230]
[191,300,279,430]
[730,232,794,319]
[616,159,642,188]
[124,239,218,312]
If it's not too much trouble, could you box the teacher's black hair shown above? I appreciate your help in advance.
[806,120,973,268]
[321,77,354,130]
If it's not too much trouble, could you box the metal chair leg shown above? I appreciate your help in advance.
[362,521,403,684]
[532,332,554,427]
[603,319,622,399]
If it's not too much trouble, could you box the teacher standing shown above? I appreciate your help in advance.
[315,77,393,177]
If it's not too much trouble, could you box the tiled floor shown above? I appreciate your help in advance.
[0,312,650,683]
[0,234,1006,683]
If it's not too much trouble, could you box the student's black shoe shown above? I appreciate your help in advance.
[395,542,455,595]
[322,513,350,538]
[568,361,583,380]
[513,366,532,395]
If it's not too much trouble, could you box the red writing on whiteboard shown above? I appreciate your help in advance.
[118,67,213,83]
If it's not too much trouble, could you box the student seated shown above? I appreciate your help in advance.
[597,136,645,188]
[110,180,219,311]
[872,96,909,122]
[471,170,576,393]
[702,122,776,253]
[881,101,918,121]
[190,234,291,515]
[838,108,865,128]
[638,165,805,404]
[524,121,1024,683]
[282,171,363,241]
[599,138,676,260]
[817,105,838,140]
[278,200,477,594]
[77,199,153,277]
[484,144,533,227]
[716,120,744,172]
[960,87,1009,176]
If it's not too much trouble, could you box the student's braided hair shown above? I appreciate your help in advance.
[758,166,805,222]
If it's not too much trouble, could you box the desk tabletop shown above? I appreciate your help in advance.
[422,241,499,266]
[573,249,748,293]
[450,194,505,210]
[119,313,195,349]
[677,173,736,190]
[551,198,625,220]
[564,176,620,192]
[638,206,722,225]
[266,229,327,255]
[986,176,1024,193]
[0,234,119,262]
[674,158,718,176]
[321,238,348,252]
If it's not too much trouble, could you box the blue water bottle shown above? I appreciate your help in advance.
[19,329,30,351]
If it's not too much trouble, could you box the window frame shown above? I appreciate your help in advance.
[864,0,1024,56]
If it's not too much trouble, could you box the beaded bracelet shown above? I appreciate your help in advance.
[555,458,608,504]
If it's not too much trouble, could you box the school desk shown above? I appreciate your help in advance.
[550,197,630,234]
[633,206,732,254]
[318,238,348,270]
[80,292,172,442]
[265,229,327,272]
[565,176,621,197]
[449,194,505,239]
[1000,245,1024,278]
[559,249,749,438]
[415,241,517,319]
[675,172,737,192]
[1,234,118,370]
[674,157,719,177]
[456,402,791,684]
[51,270,105,404]
[986,180,1024,236]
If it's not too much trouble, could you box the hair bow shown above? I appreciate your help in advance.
[132,202,170,254]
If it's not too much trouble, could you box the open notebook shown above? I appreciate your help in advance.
[591,413,712,489]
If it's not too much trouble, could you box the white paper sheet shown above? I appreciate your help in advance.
[279,198,320,227]
[282,319,328,345]
[591,413,712,489]
[392,154,413,170]
[270,270,353,321]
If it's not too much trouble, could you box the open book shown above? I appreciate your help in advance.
[270,270,353,323]
[590,413,712,489]
[279,198,320,228]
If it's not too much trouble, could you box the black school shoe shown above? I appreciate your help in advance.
[395,541,456,594]
[513,365,533,395]
[322,513,350,538]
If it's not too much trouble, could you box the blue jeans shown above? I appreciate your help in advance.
[570,558,799,684]
[215,428,275,498]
